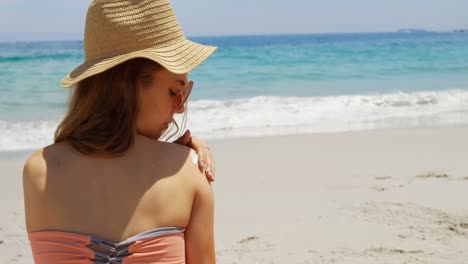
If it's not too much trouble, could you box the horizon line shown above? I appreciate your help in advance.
[0,29,466,44]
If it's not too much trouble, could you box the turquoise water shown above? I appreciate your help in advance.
[1,32,468,151]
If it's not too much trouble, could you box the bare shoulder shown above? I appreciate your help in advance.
[166,143,205,177]
[165,143,214,202]
[22,147,48,232]
[155,141,210,188]
[143,139,197,170]
[23,142,71,231]
[22,142,67,190]
[22,148,47,192]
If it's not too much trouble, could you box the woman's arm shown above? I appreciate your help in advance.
[185,167,215,264]
[22,149,47,233]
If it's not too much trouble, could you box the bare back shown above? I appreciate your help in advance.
[23,135,202,242]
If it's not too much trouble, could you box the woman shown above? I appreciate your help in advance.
[22,0,217,263]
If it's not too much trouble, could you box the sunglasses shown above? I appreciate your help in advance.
[170,80,193,109]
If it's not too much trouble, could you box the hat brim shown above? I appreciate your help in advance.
[61,39,217,88]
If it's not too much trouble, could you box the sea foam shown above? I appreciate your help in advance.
[2,89,468,152]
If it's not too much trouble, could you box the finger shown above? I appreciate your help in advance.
[204,162,214,182]
[197,150,207,173]
[204,152,215,181]
[206,147,215,176]
[174,129,191,145]
[205,169,214,182]
[188,136,205,153]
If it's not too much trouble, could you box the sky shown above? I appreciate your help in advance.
[0,0,467,41]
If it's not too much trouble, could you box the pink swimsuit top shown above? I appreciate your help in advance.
[28,226,185,264]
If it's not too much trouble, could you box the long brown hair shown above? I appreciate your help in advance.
[55,58,172,157]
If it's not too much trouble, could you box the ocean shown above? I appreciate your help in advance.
[1,32,468,152]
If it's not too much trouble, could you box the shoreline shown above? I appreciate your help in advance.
[2,124,468,157]
[3,88,468,153]
[1,126,467,263]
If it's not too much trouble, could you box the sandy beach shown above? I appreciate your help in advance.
[1,127,467,263]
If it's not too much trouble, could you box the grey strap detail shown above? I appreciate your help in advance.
[115,226,184,246]
[88,226,184,263]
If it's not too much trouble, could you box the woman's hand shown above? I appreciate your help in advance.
[174,130,215,182]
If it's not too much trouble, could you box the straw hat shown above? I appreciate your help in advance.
[61,0,217,87]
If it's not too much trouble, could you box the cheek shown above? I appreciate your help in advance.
[139,90,171,121]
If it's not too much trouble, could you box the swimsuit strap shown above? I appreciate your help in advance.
[89,227,184,263]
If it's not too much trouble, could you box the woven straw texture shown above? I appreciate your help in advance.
[61,0,217,87]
